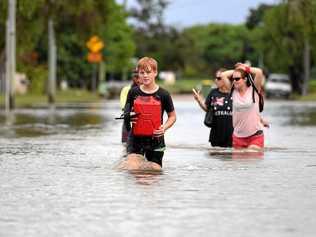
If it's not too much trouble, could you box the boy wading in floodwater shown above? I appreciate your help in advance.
[121,57,176,171]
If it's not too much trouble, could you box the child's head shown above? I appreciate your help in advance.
[132,68,142,86]
[214,68,226,89]
[137,57,158,86]
[137,57,158,73]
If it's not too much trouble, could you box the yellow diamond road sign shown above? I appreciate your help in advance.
[86,36,104,53]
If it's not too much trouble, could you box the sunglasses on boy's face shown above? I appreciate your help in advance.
[215,77,222,81]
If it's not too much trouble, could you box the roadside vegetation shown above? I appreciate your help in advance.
[1,0,316,106]
[0,90,102,108]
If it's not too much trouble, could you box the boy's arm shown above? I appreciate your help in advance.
[164,111,176,131]
[153,110,176,137]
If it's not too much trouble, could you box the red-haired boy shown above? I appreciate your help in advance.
[123,57,176,170]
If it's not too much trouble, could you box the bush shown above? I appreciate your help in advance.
[27,66,48,94]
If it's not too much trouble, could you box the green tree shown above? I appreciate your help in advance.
[256,1,316,94]
[101,1,135,74]
[286,0,316,95]
[246,4,274,30]
[180,24,256,77]
[0,0,135,91]
[128,0,175,71]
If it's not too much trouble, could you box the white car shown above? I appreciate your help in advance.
[265,73,292,99]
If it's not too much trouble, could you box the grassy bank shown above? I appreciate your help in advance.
[293,79,316,101]
[0,89,102,108]
[1,79,315,108]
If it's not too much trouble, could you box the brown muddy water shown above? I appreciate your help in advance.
[0,99,316,237]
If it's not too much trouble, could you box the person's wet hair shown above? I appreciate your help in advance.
[234,68,251,87]
[132,68,138,78]
[137,57,158,73]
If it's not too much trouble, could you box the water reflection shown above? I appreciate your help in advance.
[287,109,316,126]
[267,101,316,126]
[128,170,163,185]
[0,108,105,138]
[208,148,264,160]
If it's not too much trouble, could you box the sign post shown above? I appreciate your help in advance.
[86,36,104,93]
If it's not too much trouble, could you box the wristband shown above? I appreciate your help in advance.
[245,66,251,74]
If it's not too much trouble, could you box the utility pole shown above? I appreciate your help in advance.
[302,38,310,96]
[48,18,57,104]
[5,20,10,113]
[5,0,16,111]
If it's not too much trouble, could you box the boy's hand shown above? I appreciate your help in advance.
[153,125,165,137]
[130,112,139,124]
[130,117,138,125]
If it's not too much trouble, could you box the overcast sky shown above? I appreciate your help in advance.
[117,0,279,27]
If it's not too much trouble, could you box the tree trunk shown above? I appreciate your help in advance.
[0,50,5,93]
[48,18,57,104]
[289,64,303,94]
[302,38,310,96]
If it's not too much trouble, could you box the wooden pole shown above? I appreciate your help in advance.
[5,20,10,113]
[48,18,57,104]
[6,0,16,110]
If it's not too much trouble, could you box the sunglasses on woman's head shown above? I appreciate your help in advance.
[233,77,242,81]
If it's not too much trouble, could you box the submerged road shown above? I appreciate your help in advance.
[0,98,316,237]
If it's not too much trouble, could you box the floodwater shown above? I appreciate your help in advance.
[0,99,316,237]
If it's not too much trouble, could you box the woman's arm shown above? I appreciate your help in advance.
[192,88,207,112]
[250,67,264,91]
[221,70,234,90]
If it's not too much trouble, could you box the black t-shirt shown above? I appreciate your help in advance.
[205,88,233,147]
[125,86,174,123]
[124,86,174,151]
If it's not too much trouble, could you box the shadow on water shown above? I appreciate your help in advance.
[0,108,105,138]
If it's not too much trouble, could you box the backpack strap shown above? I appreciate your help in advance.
[247,73,264,112]
[247,74,261,96]
[252,86,255,103]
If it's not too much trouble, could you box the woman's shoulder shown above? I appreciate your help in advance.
[209,88,220,96]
